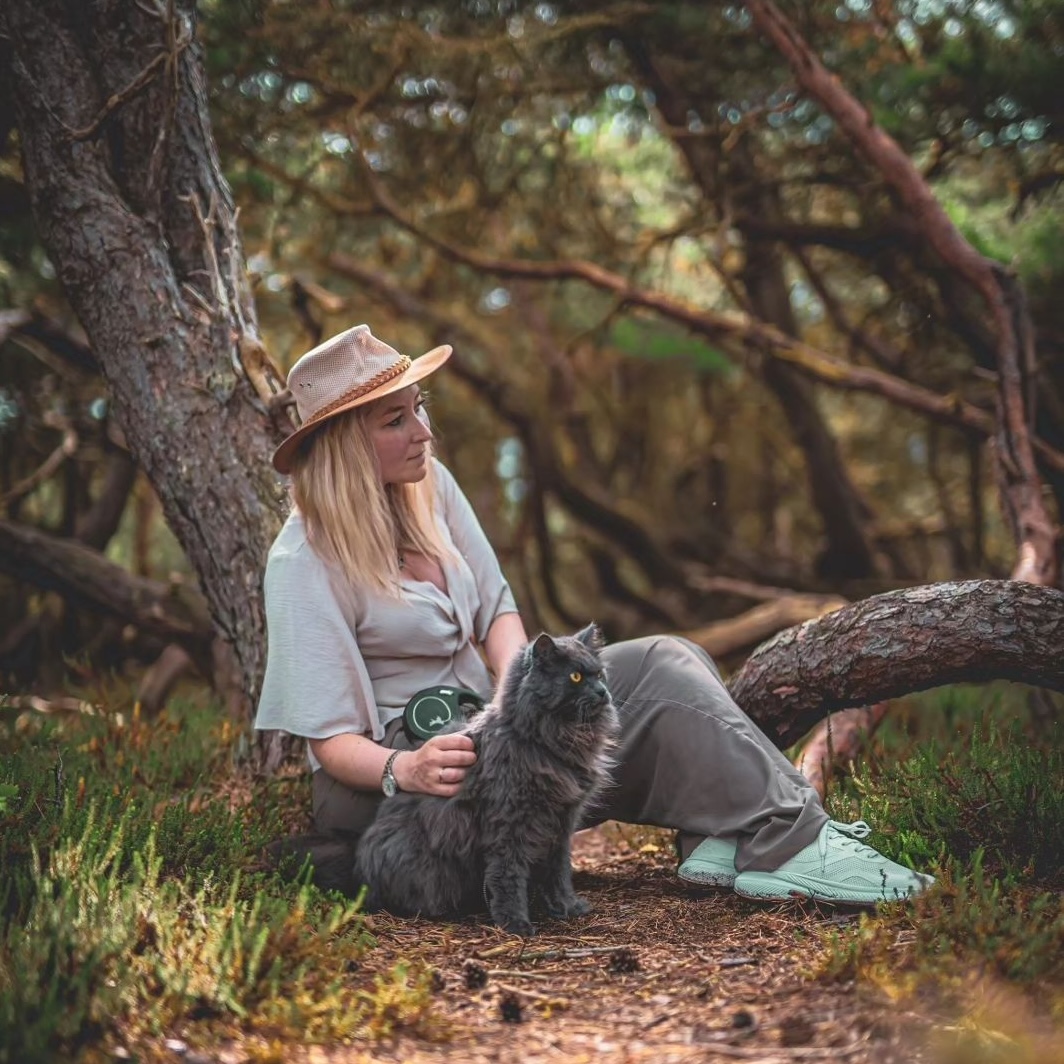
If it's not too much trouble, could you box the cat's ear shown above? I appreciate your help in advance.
[531,632,557,661]
[574,622,604,650]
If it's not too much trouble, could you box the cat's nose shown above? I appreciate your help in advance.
[591,680,609,699]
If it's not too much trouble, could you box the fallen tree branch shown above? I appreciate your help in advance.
[729,580,1064,749]
[681,594,847,659]
[0,517,212,654]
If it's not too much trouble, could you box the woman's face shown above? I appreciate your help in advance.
[365,384,433,485]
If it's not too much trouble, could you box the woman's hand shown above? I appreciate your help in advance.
[393,732,476,796]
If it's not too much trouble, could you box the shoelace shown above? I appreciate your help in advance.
[820,819,876,859]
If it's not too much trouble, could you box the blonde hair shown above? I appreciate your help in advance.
[289,403,451,594]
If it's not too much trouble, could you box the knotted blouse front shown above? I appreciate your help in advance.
[254,460,517,769]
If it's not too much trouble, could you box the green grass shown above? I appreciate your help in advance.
[0,694,442,1061]
[3,680,1063,1059]
[832,711,1064,888]
[815,684,1064,1050]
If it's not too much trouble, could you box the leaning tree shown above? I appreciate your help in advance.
[5,0,292,730]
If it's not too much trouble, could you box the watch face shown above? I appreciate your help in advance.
[382,772,397,798]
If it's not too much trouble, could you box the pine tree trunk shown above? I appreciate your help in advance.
[6,0,286,713]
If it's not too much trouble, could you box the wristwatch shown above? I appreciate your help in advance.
[381,750,401,797]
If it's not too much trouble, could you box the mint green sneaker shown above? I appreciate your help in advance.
[678,836,738,888]
[733,820,935,906]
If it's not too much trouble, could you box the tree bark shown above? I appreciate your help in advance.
[729,580,1064,749]
[6,0,290,713]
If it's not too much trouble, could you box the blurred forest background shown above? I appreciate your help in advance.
[2,0,1063,715]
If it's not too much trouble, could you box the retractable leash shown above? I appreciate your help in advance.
[402,685,486,742]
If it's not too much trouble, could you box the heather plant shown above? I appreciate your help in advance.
[0,698,439,1061]
[817,685,1064,1039]
[831,710,1064,886]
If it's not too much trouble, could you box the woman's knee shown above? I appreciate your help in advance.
[606,633,723,682]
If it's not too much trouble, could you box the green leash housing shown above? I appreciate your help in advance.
[402,685,486,741]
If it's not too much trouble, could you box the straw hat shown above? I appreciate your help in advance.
[272,324,451,473]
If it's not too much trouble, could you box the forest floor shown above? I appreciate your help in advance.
[184,827,936,1064]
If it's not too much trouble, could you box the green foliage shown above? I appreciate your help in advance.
[819,855,1064,991]
[832,715,1064,886]
[609,318,734,376]
[817,687,1064,1027]
[0,703,439,1059]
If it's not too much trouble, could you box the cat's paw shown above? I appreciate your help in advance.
[543,894,592,920]
[499,917,536,937]
[562,895,592,919]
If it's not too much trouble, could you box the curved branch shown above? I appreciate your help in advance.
[340,189,1064,476]
[0,412,78,506]
[729,580,1064,748]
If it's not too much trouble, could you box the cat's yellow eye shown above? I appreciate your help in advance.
[570,671,582,683]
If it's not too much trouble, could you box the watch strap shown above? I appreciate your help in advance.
[381,750,401,794]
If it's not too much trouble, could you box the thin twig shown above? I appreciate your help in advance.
[69,28,190,141]
[493,981,568,1005]
[516,944,638,961]
[681,1038,870,1060]
[146,0,183,205]
[0,413,78,506]
[485,969,552,981]
[52,748,65,807]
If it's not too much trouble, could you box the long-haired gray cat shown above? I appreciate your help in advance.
[352,623,617,936]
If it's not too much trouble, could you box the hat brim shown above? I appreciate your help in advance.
[272,344,452,474]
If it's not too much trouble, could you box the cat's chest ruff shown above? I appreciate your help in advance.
[479,744,606,808]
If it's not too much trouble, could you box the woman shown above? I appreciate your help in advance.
[256,324,934,906]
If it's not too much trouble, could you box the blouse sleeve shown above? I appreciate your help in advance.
[254,539,384,743]
[437,461,518,642]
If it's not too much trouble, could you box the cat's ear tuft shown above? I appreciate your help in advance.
[531,632,556,660]
[574,622,604,650]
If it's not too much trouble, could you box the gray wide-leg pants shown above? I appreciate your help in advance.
[312,634,828,873]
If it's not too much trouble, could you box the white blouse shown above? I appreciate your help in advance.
[254,460,517,768]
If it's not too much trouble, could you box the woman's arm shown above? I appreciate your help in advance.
[309,731,477,797]
[483,610,528,682]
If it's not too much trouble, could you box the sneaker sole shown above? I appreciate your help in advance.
[733,872,926,906]
[678,868,736,889]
